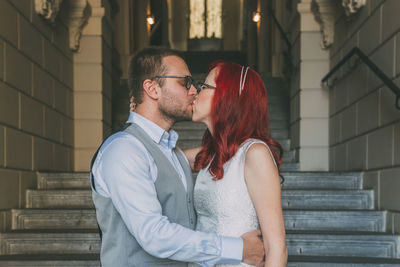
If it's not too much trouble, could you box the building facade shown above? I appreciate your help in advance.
[0,0,399,234]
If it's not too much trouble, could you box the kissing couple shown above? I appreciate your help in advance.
[90,47,287,267]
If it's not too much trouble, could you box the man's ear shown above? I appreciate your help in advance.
[142,79,160,100]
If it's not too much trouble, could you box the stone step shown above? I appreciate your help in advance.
[277,139,291,151]
[287,256,400,266]
[38,173,90,189]
[284,210,386,232]
[286,232,400,258]
[176,139,203,149]
[1,232,398,259]
[25,189,371,210]
[269,111,289,121]
[280,162,300,171]
[0,232,100,255]
[38,171,360,193]
[52,173,362,192]
[10,209,386,232]
[177,138,292,151]
[176,128,290,141]
[174,129,206,140]
[26,190,94,209]
[0,254,99,266]
[269,119,289,130]
[269,94,290,104]
[282,190,374,210]
[268,108,290,118]
[2,256,400,266]
[11,209,97,230]
[172,121,207,130]
[281,151,296,163]
[281,172,362,189]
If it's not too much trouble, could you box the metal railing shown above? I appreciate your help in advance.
[322,47,400,110]
[266,3,293,76]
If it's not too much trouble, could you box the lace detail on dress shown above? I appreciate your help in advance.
[189,139,273,267]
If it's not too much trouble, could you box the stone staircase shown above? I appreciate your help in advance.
[1,76,400,266]
[1,172,400,266]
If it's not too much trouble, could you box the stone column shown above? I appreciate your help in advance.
[246,0,258,69]
[72,0,113,171]
[133,0,149,53]
[222,0,241,51]
[168,0,188,51]
[258,0,272,73]
[293,0,332,170]
[114,0,134,79]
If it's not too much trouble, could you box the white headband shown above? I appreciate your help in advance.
[239,66,249,96]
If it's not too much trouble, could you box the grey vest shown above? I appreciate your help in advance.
[91,123,196,266]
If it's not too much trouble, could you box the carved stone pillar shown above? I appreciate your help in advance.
[311,0,340,49]
[61,0,91,51]
[34,0,63,23]
[342,0,366,17]
[34,0,91,52]
[292,0,330,170]
[168,0,189,50]
[132,0,149,53]
[72,0,111,171]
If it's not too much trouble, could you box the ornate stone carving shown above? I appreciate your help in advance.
[61,0,92,51]
[34,0,63,23]
[342,0,366,16]
[311,0,340,49]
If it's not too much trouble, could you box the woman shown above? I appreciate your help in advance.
[185,61,287,267]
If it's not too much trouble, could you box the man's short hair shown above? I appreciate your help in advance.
[128,47,184,104]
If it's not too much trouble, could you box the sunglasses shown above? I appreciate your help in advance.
[151,75,195,90]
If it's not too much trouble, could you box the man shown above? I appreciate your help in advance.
[90,47,264,266]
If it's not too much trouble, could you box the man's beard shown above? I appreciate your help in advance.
[158,101,192,124]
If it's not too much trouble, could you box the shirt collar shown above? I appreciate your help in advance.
[126,112,179,149]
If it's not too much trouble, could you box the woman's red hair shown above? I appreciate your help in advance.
[194,61,283,181]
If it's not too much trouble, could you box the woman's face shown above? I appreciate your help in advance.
[192,68,217,125]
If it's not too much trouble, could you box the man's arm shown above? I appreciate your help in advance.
[93,135,247,266]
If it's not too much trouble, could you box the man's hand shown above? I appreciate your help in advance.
[241,229,265,266]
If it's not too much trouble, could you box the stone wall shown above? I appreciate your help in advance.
[329,0,400,220]
[0,0,73,209]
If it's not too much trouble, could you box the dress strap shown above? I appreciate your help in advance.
[242,139,278,169]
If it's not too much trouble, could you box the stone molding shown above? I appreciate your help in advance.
[34,0,63,23]
[310,0,341,49]
[61,0,92,52]
[342,0,367,17]
[307,0,366,49]
[35,0,93,52]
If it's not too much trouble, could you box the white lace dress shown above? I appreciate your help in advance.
[189,139,276,267]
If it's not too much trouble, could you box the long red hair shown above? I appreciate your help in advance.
[194,61,283,181]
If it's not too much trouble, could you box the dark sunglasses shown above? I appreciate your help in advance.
[195,82,216,93]
[151,75,195,90]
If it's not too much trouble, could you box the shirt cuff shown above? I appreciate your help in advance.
[217,236,243,264]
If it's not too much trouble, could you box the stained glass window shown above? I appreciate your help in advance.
[189,0,222,39]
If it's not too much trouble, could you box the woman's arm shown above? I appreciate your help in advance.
[244,143,287,267]
[183,147,202,171]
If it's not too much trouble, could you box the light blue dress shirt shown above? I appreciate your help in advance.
[91,112,243,266]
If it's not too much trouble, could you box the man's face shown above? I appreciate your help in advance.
[157,56,197,122]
